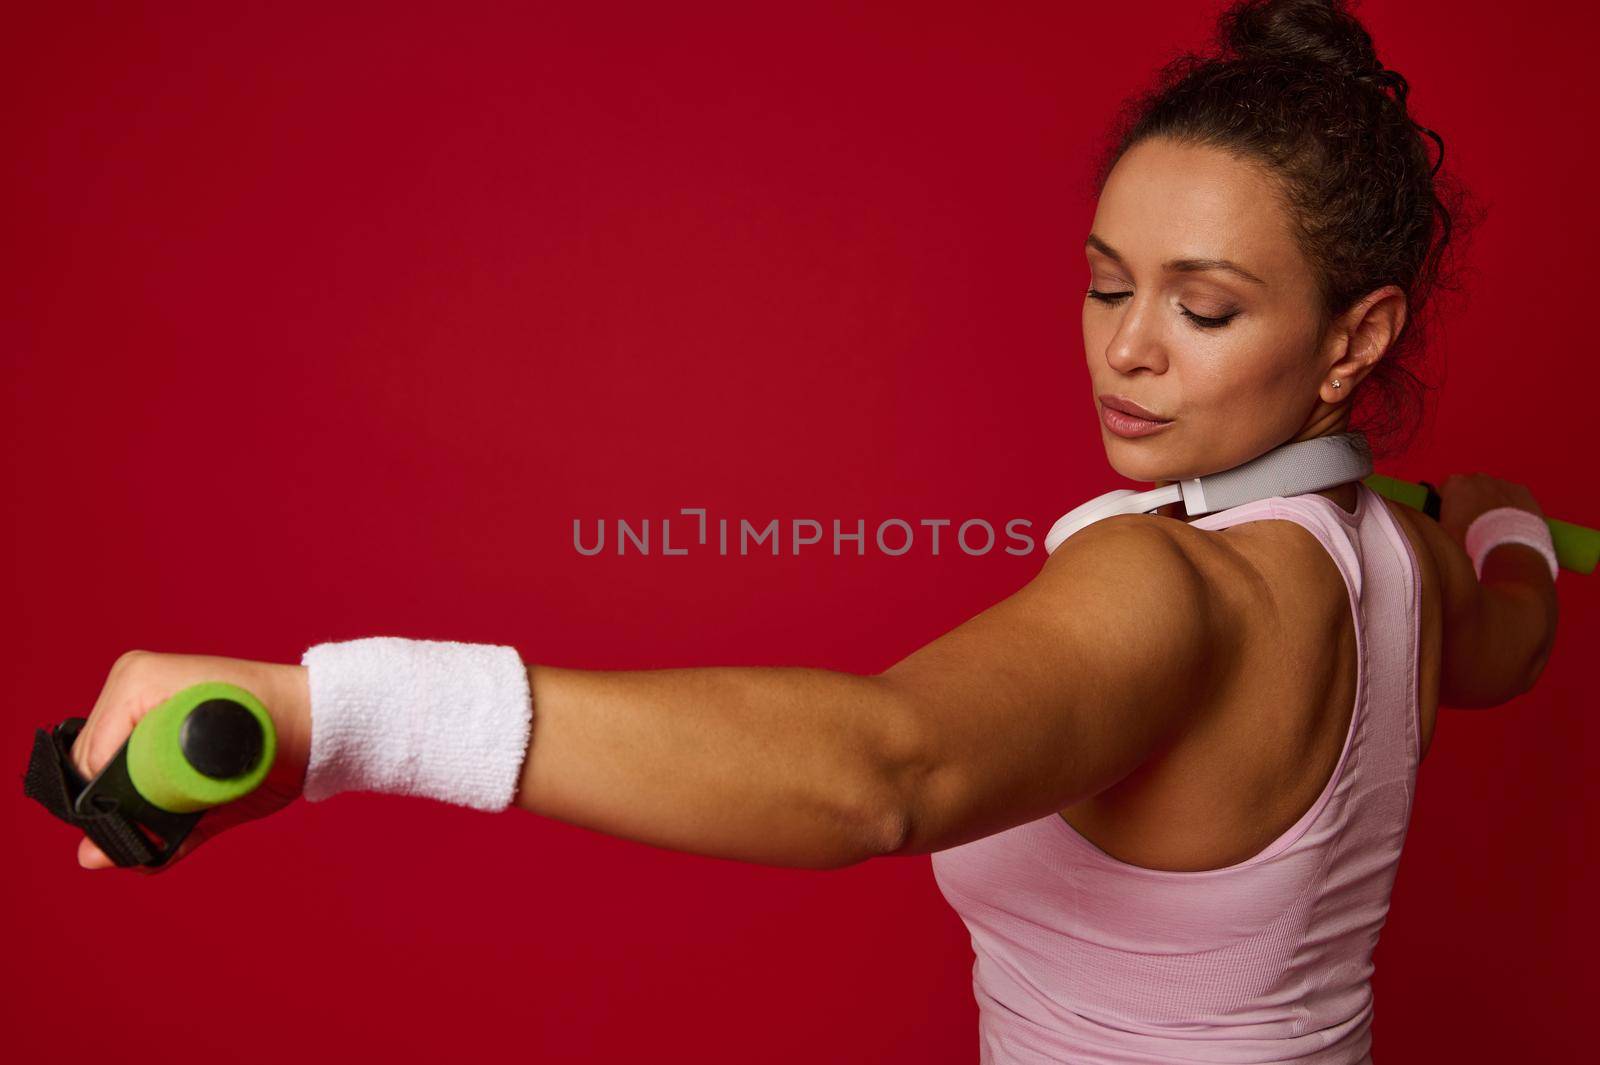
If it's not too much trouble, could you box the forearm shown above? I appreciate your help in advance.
[1488,545,1560,688]
[512,664,907,870]
[1471,544,1560,700]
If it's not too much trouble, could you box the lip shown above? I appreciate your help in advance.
[1098,394,1171,422]
[1101,404,1173,438]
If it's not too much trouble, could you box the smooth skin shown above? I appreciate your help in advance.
[74,138,1558,874]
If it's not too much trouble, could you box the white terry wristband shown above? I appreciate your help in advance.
[300,636,534,811]
[1465,506,1559,583]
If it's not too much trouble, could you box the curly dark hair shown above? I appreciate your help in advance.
[1090,0,1484,461]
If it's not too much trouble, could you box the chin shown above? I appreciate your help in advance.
[1102,432,1180,484]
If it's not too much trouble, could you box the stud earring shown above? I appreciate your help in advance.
[1331,379,1342,389]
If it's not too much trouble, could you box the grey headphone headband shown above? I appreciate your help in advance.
[1044,431,1374,554]
[1178,431,1373,515]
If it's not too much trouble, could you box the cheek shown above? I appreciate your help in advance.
[1159,345,1273,424]
[1238,330,1318,397]
[1192,355,1280,406]
[1176,356,1234,409]
[1186,316,1307,396]
[1082,312,1111,360]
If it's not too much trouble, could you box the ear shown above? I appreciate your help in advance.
[1321,284,1407,402]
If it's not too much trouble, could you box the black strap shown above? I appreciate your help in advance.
[21,717,160,867]
[1420,479,1442,522]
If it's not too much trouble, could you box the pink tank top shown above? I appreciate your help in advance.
[931,481,1424,1064]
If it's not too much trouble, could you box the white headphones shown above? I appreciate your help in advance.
[1044,431,1374,554]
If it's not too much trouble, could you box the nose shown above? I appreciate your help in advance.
[1099,297,1169,376]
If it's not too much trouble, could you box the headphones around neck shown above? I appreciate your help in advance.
[1044,431,1375,555]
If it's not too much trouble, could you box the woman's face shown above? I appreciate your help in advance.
[1083,137,1378,484]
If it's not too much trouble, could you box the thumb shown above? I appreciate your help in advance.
[77,836,112,870]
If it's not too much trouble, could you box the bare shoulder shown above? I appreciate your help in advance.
[1040,512,1251,681]
[1042,511,1244,612]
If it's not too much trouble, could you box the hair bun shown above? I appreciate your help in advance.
[1219,0,1382,81]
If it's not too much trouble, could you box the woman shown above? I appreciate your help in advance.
[67,0,1559,1061]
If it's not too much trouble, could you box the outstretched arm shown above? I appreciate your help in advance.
[513,663,907,871]
[511,513,1225,870]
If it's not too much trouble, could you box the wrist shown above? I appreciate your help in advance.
[263,662,312,796]
[1479,542,1555,585]
[298,637,533,810]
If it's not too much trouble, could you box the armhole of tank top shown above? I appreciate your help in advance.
[1051,497,1364,878]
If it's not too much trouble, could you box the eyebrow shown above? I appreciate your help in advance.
[1085,233,1268,287]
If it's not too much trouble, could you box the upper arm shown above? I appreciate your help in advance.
[872,514,1233,856]
[1391,501,1549,708]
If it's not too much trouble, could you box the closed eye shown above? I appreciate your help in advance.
[1086,287,1132,307]
[1180,307,1238,329]
[1085,288,1239,330]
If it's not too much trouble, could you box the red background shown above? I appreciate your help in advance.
[5,1,1594,1060]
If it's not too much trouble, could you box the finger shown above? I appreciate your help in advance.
[78,836,113,870]
[70,720,98,782]
[78,651,152,781]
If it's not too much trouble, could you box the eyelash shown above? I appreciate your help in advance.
[1085,288,1239,330]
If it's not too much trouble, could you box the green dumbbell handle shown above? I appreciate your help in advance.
[40,681,281,867]
[125,681,278,813]
[1363,473,1597,576]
